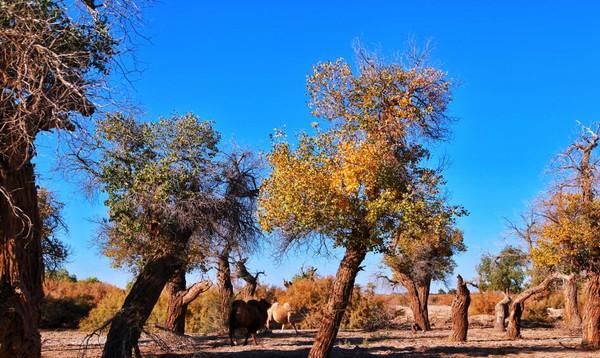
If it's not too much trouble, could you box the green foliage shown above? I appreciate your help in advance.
[384,195,466,286]
[96,113,220,269]
[477,245,528,293]
[47,268,77,282]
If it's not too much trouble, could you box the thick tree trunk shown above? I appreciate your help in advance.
[102,253,183,358]
[494,292,511,332]
[217,248,234,330]
[236,258,262,300]
[0,161,44,358]
[562,274,582,333]
[164,270,210,335]
[581,273,600,349]
[165,269,187,334]
[396,273,431,331]
[449,275,471,342]
[307,244,367,358]
[506,273,557,339]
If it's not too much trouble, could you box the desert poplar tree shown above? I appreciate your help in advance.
[259,49,457,358]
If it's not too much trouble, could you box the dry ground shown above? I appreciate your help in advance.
[42,326,597,358]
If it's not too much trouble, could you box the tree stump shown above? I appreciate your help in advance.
[449,275,471,342]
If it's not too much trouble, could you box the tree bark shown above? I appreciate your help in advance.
[581,272,600,349]
[561,273,582,333]
[395,273,431,331]
[165,269,187,334]
[307,244,367,358]
[102,253,184,357]
[449,275,471,342]
[236,258,263,300]
[164,269,210,335]
[506,273,558,339]
[217,247,234,330]
[0,161,44,358]
[494,292,511,332]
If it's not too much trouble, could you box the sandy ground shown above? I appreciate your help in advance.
[41,326,597,358]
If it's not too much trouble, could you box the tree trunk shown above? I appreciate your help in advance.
[506,273,557,339]
[396,273,431,331]
[102,253,183,357]
[307,244,367,358]
[562,274,582,333]
[449,275,471,342]
[164,270,210,335]
[217,247,234,330]
[236,258,263,300]
[165,269,187,334]
[0,161,44,358]
[494,292,511,332]
[581,272,600,349]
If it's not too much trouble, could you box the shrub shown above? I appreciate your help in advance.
[345,285,393,331]
[277,276,333,329]
[41,296,94,329]
[469,291,503,315]
[79,289,126,331]
[523,291,564,323]
[43,274,123,330]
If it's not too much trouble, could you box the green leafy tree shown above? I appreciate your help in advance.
[476,245,528,294]
[93,113,222,357]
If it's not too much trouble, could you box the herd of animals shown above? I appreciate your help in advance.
[228,299,306,346]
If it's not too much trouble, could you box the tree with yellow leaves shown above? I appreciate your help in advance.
[259,49,456,358]
[533,124,600,349]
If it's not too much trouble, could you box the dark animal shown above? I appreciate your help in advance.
[228,299,271,346]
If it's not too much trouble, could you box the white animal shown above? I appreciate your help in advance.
[266,302,305,334]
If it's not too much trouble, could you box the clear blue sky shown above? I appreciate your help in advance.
[34,1,600,291]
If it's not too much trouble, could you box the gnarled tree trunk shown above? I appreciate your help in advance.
[561,273,582,333]
[507,273,557,339]
[0,161,43,358]
[395,273,431,331]
[164,269,210,335]
[217,247,234,330]
[581,273,600,349]
[308,244,367,358]
[236,258,262,300]
[495,292,511,332]
[102,253,184,357]
[449,275,471,342]
[165,269,187,334]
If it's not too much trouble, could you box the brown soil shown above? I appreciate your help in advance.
[42,326,597,357]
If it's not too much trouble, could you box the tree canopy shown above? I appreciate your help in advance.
[476,245,528,293]
[96,113,221,269]
[259,53,454,252]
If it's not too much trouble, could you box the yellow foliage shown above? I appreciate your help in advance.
[259,54,453,250]
[533,192,600,271]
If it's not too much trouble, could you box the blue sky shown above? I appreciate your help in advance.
[34,1,600,291]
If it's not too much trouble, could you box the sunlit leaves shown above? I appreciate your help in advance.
[533,192,600,272]
[259,52,457,253]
